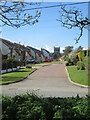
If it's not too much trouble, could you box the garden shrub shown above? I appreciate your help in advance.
[2,58,20,70]
[78,52,81,61]
[6,58,14,69]
[13,61,20,68]
[2,94,90,120]
[26,64,32,68]
[80,51,85,63]
[77,61,85,70]
[66,58,73,66]
[72,55,79,65]
[66,62,69,66]
[84,56,88,69]
[2,59,7,70]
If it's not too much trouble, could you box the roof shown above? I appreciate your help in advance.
[0,38,29,56]
[41,48,50,54]
[27,46,43,57]
[14,43,28,52]
[0,38,15,49]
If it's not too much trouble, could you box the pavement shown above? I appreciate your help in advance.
[1,63,88,97]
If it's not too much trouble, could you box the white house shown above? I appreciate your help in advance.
[27,46,45,63]
[0,38,21,61]
[0,38,11,59]
[41,48,50,59]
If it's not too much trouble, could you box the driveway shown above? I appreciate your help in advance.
[2,63,88,97]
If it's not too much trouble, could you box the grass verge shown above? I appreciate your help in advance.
[67,66,89,86]
[1,68,36,85]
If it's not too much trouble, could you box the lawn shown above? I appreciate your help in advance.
[1,68,36,85]
[67,66,89,86]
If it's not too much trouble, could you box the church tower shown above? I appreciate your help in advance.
[52,46,61,60]
[54,47,60,53]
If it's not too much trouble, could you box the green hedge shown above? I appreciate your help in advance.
[2,58,20,70]
[2,94,90,120]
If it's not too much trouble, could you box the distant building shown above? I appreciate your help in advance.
[54,47,60,53]
[41,48,50,59]
[27,46,45,63]
[0,38,21,61]
[0,38,32,66]
[51,47,61,60]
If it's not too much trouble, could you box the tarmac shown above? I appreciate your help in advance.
[1,63,88,97]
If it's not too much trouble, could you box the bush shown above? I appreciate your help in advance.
[2,58,20,70]
[26,64,32,68]
[6,58,14,69]
[12,61,20,68]
[64,56,69,61]
[66,62,69,66]
[2,94,90,120]
[66,58,74,66]
[2,59,7,70]
[72,55,79,65]
[77,61,85,70]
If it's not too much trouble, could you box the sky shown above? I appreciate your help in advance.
[2,2,88,53]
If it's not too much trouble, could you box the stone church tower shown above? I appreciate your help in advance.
[54,47,60,53]
[51,47,61,60]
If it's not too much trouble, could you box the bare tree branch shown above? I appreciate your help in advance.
[0,1,41,28]
[58,5,90,43]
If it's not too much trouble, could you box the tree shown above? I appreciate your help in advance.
[63,46,73,56]
[77,46,83,51]
[0,1,41,28]
[58,5,90,43]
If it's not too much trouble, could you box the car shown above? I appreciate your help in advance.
[48,58,53,62]
[43,59,49,62]
[43,58,53,62]
[27,58,36,64]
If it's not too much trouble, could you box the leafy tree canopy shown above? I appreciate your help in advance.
[63,46,73,56]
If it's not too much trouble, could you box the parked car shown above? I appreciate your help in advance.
[48,58,53,62]
[43,59,48,62]
[43,58,53,62]
[27,59,36,64]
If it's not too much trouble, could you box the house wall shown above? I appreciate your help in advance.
[41,54,44,61]
[35,53,41,63]
[0,41,11,57]
[31,49,35,58]
[42,49,50,59]
[12,49,21,61]
[26,52,32,61]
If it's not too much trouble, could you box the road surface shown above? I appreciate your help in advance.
[1,63,88,97]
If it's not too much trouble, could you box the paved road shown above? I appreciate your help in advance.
[1,63,88,97]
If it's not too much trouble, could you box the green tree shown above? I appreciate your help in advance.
[63,46,73,56]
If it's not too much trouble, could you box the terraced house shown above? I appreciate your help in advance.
[0,38,46,66]
[27,46,45,63]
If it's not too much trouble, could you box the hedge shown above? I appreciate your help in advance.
[1,94,90,120]
[2,58,20,70]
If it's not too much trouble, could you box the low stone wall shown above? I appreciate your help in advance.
[1,66,20,74]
